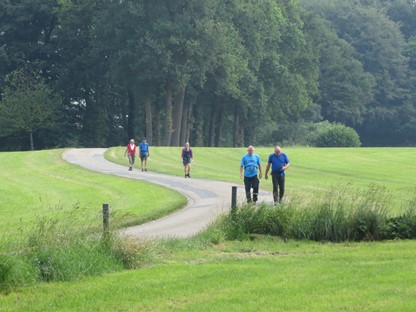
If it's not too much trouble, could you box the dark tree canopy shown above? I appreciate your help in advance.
[0,0,415,150]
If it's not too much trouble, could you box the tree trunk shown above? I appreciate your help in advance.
[29,130,34,151]
[83,88,107,147]
[163,83,173,146]
[144,97,153,144]
[238,124,245,147]
[246,108,256,146]
[233,104,245,147]
[122,94,129,141]
[214,108,223,147]
[171,84,185,146]
[209,107,217,147]
[233,103,239,147]
[183,103,193,144]
[250,123,257,146]
[155,109,161,146]
[194,103,204,146]
[127,90,137,141]
[180,103,189,146]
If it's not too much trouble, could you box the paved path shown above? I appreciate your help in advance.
[62,148,272,239]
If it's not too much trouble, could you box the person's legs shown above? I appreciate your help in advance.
[244,177,252,203]
[271,172,279,203]
[183,158,191,177]
[128,154,134,170]
[183,159,188,177]
[252,176,260,202]
[277,175,285,203]
[144,157,148,171]
[140,157,144,171]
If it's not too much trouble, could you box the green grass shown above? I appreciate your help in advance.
[107,146,416,210]
[1,239,416,311]
[1,147,416,310]
[0,149,186,238]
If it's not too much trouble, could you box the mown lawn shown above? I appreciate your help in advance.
[107,146,416,211]
[0,149,186,238]
[1,239,416,311]
[1,147,415,311]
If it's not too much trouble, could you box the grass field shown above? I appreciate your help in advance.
[2,239,416,311]
[106,146,416,211]
[1,147,416,311]
[0,149,186,238]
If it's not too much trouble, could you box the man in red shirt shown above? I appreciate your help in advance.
[124,139,137,171]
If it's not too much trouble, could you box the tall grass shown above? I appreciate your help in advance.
[0,205,157,293]
[218,184,416,242]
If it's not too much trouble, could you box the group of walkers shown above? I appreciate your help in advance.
[124,138,150,172]
[124,139,290,204]
[124,139,193,177]
[240,145,290,204]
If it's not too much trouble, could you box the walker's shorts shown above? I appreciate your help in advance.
[183,157,191,166]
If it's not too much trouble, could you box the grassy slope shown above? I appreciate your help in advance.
[1,147,416,311]
[107,146,416,210]
[0,149,186,237]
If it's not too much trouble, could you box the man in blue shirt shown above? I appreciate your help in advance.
[265,146,290,204]
[139,138,150,172]
[240,146,262,203]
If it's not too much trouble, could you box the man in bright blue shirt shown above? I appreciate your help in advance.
[240,146,262,203]
[265,146,290,204]
[139,138,150,172]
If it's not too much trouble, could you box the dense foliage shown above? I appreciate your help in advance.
[0,0,415,150]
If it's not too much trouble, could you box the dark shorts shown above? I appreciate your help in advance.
[140,153,148,161]
[183,157,191,166]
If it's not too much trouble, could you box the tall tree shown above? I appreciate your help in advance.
[0,0,60,82]
[301,12,375,126]
[56,0,115,147]
[302,0,413,145]
[0,68,62,150]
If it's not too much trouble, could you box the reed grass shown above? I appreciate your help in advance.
[218,184,416,242]
[0,205,158,293]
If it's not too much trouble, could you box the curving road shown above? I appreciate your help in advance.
[62,148,272,239]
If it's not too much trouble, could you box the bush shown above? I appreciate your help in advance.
[381,209,416,240]
[310,122,361,147]
[270,121,361,147]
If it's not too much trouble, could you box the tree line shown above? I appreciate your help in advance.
[0,0,415,150]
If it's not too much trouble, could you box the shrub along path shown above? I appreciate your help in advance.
[63,148,272,238]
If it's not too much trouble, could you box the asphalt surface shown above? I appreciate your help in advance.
[62,148,272,239]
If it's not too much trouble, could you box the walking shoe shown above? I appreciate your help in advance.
[187,174,191,178]
[145,168,148,172]
[128,167,132,171]
[142,169,144,172]
[185,174,187,178]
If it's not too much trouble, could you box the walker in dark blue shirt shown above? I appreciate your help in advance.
[268,153,289,176]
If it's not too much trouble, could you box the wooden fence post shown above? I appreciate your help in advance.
[231,186,237,219]
[103,203,110,232]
